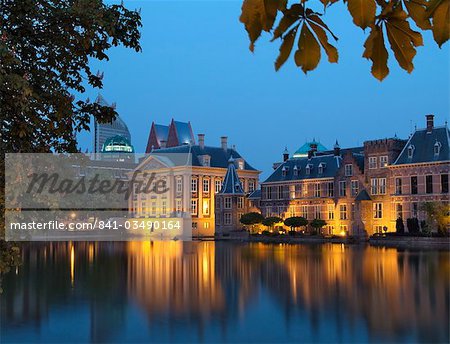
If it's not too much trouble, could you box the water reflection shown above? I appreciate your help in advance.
[1,242,449,343]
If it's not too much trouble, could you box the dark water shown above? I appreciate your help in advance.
[1,242,449,343]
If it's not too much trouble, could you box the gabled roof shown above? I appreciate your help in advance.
[293,140,328,158]
[166,120,195,148]
[263,154,341,183]
[153,145,258,171]
[154,124,169,143]
[355,189,371,201]
[393,126,450,165]
[248,189,261,199]
[219,157,245,195]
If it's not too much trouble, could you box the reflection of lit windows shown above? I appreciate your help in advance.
[373,202,383,219]
[203,199,210,215]
[225,197,231,209]
[191,200,197,215]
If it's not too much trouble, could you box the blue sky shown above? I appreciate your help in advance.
[78,0,449,178]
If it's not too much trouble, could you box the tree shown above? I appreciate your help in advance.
[240,212,265,232]
[284,216,308,231]
[1,0,142,153]
[406,217,420,234]
[240,0,449,80]
[309,218,326,235]
[262,216,283,231]
[396,217,405,233]
[420,202,450,235]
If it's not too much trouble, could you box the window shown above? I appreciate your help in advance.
[371,178,378,195]
[191,178,198,193]
[379,178,386,195]
[204,222,210,229]
[302,205,308,219]
[441,174,449,193]
[340,225,348,234]
[267,187,272,200]
[351,180,359,196]
[176,178,183,193]
[238,160,245,170]
[202,156,210,167]
[162,200,167,216]
[215,180,222,193]
[407,145,415,159]
[426,175,433,194]
[374,225,384,234]
[369,157,377,169]
[224,197,231,209]
[373,203,383,219]
[327,182,334,197]
[237,197,244,209]
[326,225,334,235]
[318,163,325,174]
[345,164,353,176]
[395,203,403,219]
[314,205,321,219]
[306,164,312,175]
[203,179,210,193]
[202,199,210,215]
[314,183,321,197]
[240,179,245,192]
[278,185,284,199]
[293,165,299,176]
[282,166,287,177]
[224,213,232,225]
[339,181,347,197]
[302,184,308,196]
[151,201,157,216]
[327,204,334,220]
[395,177,402,195]
[192,222,197,229]
[191,200,197,215]
[411,176,418,194]
[176,199,182,213]
[339,204,347,220]
[434,141,441,156]
[351,203,355,220]
[249,180,255,192]
[380,156,388,167]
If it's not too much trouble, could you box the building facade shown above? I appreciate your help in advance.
[259,115,449,236]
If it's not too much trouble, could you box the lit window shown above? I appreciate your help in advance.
[191,200,197,215]
[339,204,347,220]
[215,180,222,193]
[204,222,210,229]
[380,156,388,167]
[373,203,383,219]
[327,204,334,220]
[202,199,210,215]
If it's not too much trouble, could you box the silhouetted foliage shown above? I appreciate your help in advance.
[240,212,265,225]
[284,216,308,230]
[262,216,283,228]
[240,0,449,80]
[310,218,326,234]
[407,217,420,233]
[396,218,405,233]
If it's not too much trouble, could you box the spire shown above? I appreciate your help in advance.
[219,156,244,195]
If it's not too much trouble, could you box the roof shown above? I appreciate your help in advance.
[154,124,169,144]
[393,126,450,165]
[293,140,328,158]
[153,145,258,171]
[248,189,261,199]
[219,157,245,195]
[263,154,341,183]
[355,189,371,201]
[101,135,134,153]
[172,121,195,145]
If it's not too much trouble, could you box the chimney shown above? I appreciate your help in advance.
[198,134,205,149]
[426,114,434,133]
[283,147,289,162]
[333,140,341,156]
[160,140,167,148]
[221,136,228,151]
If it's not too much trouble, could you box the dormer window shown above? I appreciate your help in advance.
[199,155,211,167]
[306,164,312,175]
[434,141,441,156]
[293,165,299,176]
[235,182,241,192]
[282,166,287,177]
[236,158,245,170]
[318,163,326,174]
[407,145,415,159]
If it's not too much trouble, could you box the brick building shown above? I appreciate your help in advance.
[258,115,449,236]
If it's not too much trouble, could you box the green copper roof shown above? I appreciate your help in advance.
[293,140,328,158]
[101,135,134,153]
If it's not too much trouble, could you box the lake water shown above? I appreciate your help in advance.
[1,242,449,343]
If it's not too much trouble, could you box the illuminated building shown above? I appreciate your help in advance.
[259,115,449,236]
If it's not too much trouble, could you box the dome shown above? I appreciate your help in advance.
[101,135,134,153]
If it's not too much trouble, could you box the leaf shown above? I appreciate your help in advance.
[240,0,287,51]
[346,0,376,29]
[430,0,450,47]
[363,25,389,81]
[308,14,339,40]
[272,4,302,40]
[294,24,321,74]
[309,21,339,63]
[385,8,423,73]
[403,0,432,30]
[275,25,299,70]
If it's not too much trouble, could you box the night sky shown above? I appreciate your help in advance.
[78,0,449,178]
